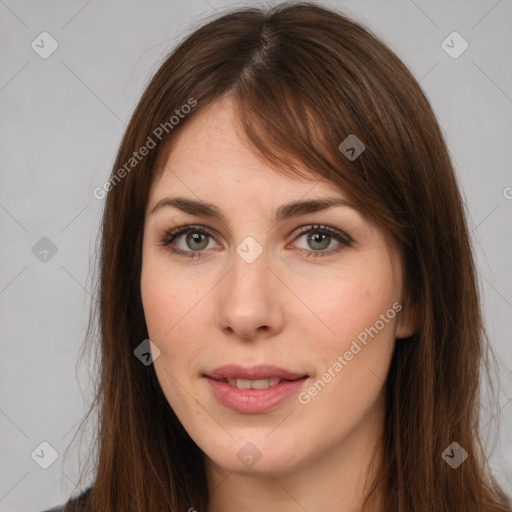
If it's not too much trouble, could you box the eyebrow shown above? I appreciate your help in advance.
[149,196,355,223]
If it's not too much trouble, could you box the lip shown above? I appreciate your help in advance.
[204,364,309,414]
[206,364,307,381]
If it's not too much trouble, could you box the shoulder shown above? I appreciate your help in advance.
[41,486,92,512]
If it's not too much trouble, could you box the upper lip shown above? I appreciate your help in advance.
[206,364,308,381]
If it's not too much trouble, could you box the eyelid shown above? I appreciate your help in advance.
[290,224,353,245]
[160,223,352,243]
[158,224,221,247]
[158,222,353,258]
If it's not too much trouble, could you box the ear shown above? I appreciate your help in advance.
[395,298,418,339]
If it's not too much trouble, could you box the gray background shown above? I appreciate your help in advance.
[1,0,511,510]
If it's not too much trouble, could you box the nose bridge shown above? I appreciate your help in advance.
[226,238,271,305]
[216,237,283,338]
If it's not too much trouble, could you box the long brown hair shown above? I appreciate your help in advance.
[66,2,511,511]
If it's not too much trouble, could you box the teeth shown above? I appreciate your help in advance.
[225,377,281,389]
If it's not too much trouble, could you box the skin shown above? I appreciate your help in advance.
[140,97,415,512]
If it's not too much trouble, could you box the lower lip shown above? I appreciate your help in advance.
[205,377,308,413]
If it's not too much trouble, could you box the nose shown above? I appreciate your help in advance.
[215,245,285,341]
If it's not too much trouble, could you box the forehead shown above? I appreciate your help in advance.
[149,97,345,203]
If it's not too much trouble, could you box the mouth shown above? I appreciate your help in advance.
[203,364,310,413]
[204,363,309,385]
[213,376,306,389]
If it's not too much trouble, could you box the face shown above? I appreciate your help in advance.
[140,97,414,479]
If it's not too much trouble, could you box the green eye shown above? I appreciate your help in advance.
[159,223,352,259]
[183,232,209,251]
[292,224,351,257]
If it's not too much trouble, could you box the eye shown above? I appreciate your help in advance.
[157,225,220,259]
[158,223,352,259]
[291,224,352,257]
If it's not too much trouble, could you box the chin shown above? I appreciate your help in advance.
[205,436,306,478]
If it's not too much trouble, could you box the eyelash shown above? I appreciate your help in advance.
[157,224,352,260]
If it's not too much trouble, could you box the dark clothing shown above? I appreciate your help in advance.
[41,487,92,512]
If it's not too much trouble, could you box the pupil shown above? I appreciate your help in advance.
[309,232,329,250]
[187,233,208,250]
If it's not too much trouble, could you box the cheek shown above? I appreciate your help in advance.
[141,254,200,339]
[140,269,203,411]
[140,257,220,386]
[140,273,175,341]
[297,261,400,346]
[297,279,399,433]
[293,259,401,408]
[140,263,193,366]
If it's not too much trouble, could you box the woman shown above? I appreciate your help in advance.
[45,2,511,511]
